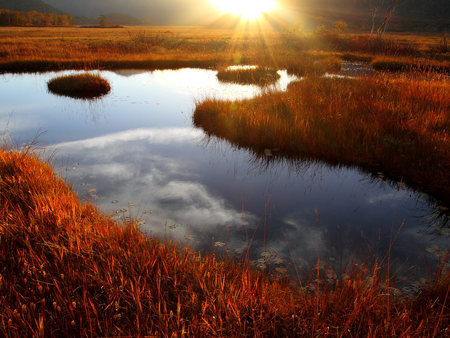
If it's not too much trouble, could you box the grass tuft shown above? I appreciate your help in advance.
[47,73,111,99]
[217,66,280,85]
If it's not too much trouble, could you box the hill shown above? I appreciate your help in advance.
[0,0,62,14]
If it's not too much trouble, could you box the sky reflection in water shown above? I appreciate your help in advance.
[0,68,447,283]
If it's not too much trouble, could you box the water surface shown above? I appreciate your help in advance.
[1,68,447,286]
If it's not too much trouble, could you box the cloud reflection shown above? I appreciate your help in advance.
[50,127,447,283]
[52,127,255,246]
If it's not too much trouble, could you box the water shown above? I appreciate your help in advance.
[0,68,447,284]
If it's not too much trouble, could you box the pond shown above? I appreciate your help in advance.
[0,68,447,287]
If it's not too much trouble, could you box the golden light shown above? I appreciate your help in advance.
[210,0,277,20]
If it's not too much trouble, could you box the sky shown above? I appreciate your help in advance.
[41,0,450,28]
[41,0,312,25]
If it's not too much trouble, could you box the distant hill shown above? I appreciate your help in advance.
[0,1,145,26]
[0,0,62,14]
[43,0,216,25]
[282,0,449,32]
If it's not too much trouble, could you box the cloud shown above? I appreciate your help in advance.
[54,127,204,150]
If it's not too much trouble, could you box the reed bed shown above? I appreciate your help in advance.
[47,73,111,99]
[0,147,448,336]
[194,76,450,206]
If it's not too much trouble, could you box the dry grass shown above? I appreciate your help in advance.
[47,73,111,99]
[0,147,448,336]
[0,27,447,73]
[372,56,450,73]
[0,25,449,336]
[217,66,280,85]
[194,76,450,205]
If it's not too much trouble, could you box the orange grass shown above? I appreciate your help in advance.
[194,76,450,206]
[372,56,450,73]
[0,147,449,336]
[0,27,447,73]
[47,73,111,99]
[217,66,280,85]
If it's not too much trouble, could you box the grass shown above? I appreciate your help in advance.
[0,147,449,336]
[0,27,447,74]
[47,73,111,99]
[194,76,450,206]
[371,57,450,74]
[217,66,280,85]
[1,25,449,335]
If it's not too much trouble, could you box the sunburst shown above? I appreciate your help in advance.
[210,0,277,20]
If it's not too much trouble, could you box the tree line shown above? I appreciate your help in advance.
[0,9,73,27]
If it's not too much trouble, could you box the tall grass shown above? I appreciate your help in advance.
[0,147,448,336]
[194,76,450,206]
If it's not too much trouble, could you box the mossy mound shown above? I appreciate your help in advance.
[47,73,111,99]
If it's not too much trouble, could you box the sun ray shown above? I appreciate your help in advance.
[211,0,277,20]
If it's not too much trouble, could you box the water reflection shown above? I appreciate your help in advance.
[51,128,448,282]
[1,68,448,284]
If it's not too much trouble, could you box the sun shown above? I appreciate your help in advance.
[211,0,277,20]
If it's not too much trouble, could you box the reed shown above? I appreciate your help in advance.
[0,147,448,336]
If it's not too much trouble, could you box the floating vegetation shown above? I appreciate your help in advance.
[47,73,111,99]
[261,251,276,259]
[217,66,280,86]
[275,267,288,274]
[273,258,284,265]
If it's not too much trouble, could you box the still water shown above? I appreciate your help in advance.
[1,68,447,285]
